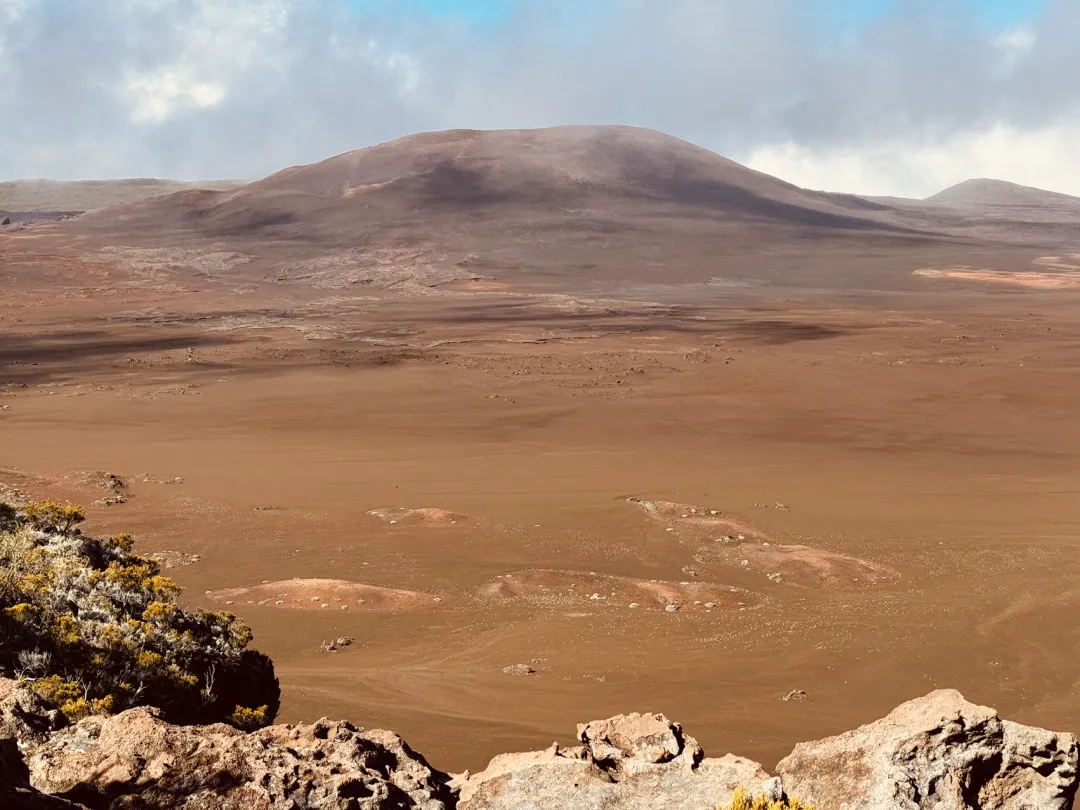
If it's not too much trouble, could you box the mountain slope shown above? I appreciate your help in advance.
[925,178,1080,208]
[74,126,900,241]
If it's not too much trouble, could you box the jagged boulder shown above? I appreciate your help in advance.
[24,706,453,810]
[454,711,780,809]
[777,689,1080,809]
[0,682,83,809]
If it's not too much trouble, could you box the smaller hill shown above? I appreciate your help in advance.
[925,178,1080,208]
[0,178,246,212]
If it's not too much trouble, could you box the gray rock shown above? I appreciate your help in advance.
[777,688,1080,809]
[455,712,779,809]
[26,707,453,810]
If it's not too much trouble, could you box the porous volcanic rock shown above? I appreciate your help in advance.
[777,688,1080,809]
[1,760,87,810]
[0,682,82,809]
[454,711,780,809]
[25,706,453,810]
[3,675,1078,810]
[0,678,67,746]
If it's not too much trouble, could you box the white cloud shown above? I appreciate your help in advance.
[124,68,226,123]
[119,0,291,124]
[995,26,1037,56]
[382,50,421,93]
[0,0,26,21]
[351,37,422,94]
[0,0,27,59]
[743,119,1080,198]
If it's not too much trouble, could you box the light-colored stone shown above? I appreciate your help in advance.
[457,712,779,809]
[777,689,1080,810]
[26,707,453,810]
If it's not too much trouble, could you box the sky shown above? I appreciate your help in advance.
[1,0,1078,197]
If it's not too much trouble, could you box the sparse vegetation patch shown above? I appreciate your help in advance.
[720,787,815,810]
[0,500,278,728]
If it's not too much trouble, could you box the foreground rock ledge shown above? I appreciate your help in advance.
[1,679,1076,810]
[451,711,781,809]
[776,688,1080,810]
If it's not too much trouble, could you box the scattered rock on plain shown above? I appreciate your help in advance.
[501,664,536,676]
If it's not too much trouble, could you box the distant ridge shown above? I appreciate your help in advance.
[925,178,1080,207]
[26,127,1080,293]
[0,178,246,213]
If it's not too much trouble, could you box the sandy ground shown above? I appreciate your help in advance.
[2,244,1079,779]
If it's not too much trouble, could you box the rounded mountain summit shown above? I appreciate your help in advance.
[75,126,893,242]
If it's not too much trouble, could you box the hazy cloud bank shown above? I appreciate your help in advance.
[1,0,1078,196]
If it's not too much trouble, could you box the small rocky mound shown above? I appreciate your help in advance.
[145,550,201,569]
[208,578,441,612]
[367,508,468,526]
[626,497,773,541]
[477,569,754,611]
[454,712,779,809]
[778,688,1080,809]
[73,471,125,493]
[695,541,900,588]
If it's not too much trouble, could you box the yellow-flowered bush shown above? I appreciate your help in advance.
[228,704,270,731]
[0,501,278,729]
[720,788,815,810]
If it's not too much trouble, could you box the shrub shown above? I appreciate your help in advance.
[228,704,270,731]
[0,501,279,729]
[22,501,85,534]
[720,787,815,810]
[0,503,16,532]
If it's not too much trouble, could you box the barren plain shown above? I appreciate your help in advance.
[2,126,1079,776]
